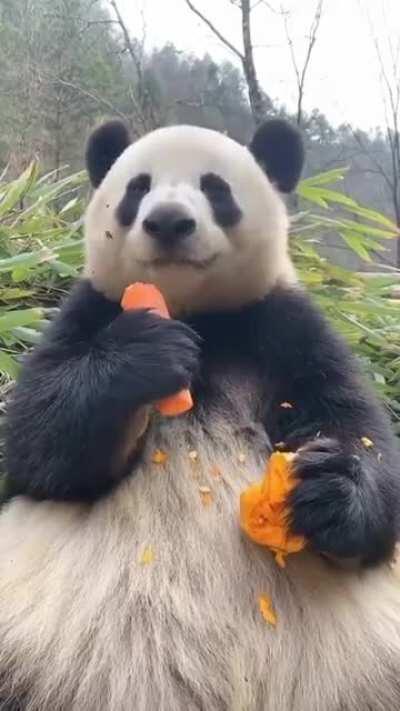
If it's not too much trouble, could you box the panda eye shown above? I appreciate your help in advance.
[116,173,151,227]
[200,173,231,196]
[127,173,151,195]
[200,172,242,228]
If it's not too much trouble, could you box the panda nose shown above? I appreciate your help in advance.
[143,206,196,243]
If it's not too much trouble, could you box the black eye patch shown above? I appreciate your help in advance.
[200,173,242,228]
[116,173,151,227]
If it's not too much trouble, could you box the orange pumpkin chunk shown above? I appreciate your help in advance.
[240,451,305,566]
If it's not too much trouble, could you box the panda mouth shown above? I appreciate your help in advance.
[138,254,219,270]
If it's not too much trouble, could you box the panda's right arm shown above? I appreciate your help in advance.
[4,279,199,503]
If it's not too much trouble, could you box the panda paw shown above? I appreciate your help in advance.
[102,309,201,405]
[289,437,392,562]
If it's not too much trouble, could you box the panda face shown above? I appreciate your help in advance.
[84,123,302,315]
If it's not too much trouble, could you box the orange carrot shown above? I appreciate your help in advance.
[121,283,169,318]
[121,283,193,416]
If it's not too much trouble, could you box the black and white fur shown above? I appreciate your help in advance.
[1,119,400,711]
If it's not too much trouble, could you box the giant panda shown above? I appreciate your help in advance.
[1,118,400,711]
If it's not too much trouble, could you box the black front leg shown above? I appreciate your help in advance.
[253,285,400,566]
[5,279,199,503]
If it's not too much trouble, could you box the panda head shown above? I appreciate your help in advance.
[84,119,304,315]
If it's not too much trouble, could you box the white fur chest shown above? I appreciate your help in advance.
[1,412,400,711]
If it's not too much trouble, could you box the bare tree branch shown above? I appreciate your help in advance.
[257,1,280,13]
[184,0,244,60]
[45,75,129,123]
[361,5,400,265]
[107,0,161,134]
[352,15,400,264]
[350,128,394,194]
[109,0,143,79]
[372,36,400,247]
[184,0,270,125]
[282,0,324,126]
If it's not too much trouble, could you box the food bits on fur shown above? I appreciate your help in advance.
[211,466,222,478]
[361,436,374,449]
[188,450,199,462]
[275,551,286,568]
[238,452,246,463]
[152,449,168,464]
[140,546,155,565]
[199,486,213,507]
[258,595,277,626]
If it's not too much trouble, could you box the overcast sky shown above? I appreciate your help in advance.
[117,0,400,132]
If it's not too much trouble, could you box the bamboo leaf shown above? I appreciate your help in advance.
[0,351,20,378]
[340,233,372,262]
[339,219,396,239]
[0,249,54,274]
[11,326,43,345]
[50,260,80,277]
[0,287,35,301]
[0,308,43,333]
[347,204,399,230]
[297,185,329,208]
[298,167,348,187]
[0,161,39,218]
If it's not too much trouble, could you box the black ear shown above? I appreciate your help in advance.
[85,120,131,188]
[249,119,304,193]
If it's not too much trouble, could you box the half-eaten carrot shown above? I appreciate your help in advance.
[121,282,193,416]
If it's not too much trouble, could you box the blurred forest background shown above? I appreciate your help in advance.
[1,0,400,466]
[2,0,400,269]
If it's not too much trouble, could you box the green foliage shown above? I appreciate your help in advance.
[294,168,400,430]
[0,0,128,171]
[0,163,399,433]
[0,163,85,382]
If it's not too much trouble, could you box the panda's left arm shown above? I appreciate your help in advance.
[253,284,400,565]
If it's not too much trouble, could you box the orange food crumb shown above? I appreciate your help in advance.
[361,436,374,449]
[240,451,306,566]
[258,594,277,626]
[152,449,168,465]
[275,551,286,569]
[199,486,213,507]
[140,546,155,565]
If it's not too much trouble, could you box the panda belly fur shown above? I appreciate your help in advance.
[1,371,400,711]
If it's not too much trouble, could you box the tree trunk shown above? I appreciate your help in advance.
[54,98,62,181]
[395,201,400,268]
[240,0,270,126]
